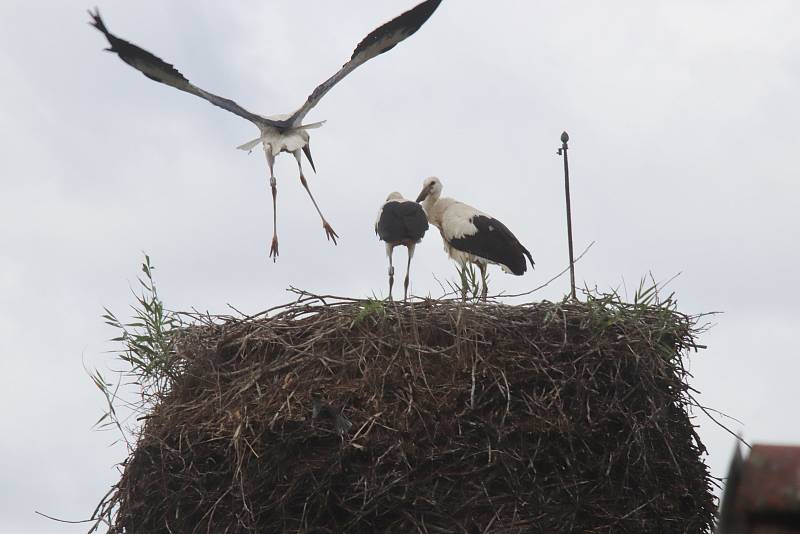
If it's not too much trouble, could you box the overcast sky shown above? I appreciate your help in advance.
[2,1,798,531]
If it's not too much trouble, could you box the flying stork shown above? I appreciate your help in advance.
[375,193,429,301]
[89,1,442,260]
[415,177,534,300]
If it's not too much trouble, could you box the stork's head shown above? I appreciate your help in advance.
[386,191,404,202]
[416,176,442,203]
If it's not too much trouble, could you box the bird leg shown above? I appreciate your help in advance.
[387,245,395,300]
[265,148,279,261]
[478,263,488,301]
[460,264,468,302]
[404,244,415,302]
[293,150,338,245]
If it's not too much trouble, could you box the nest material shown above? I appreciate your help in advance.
[100,296,716,533]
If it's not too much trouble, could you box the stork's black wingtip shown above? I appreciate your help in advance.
[419,0,444,11]
[88,7,106,32]
[414,0,444,22]
[349,0,443,62]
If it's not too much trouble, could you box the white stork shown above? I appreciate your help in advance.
[375,193,429,301]
[89,1,442,260]
[415,177,534,300]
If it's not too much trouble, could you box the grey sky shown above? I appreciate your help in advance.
[2,1,798,531]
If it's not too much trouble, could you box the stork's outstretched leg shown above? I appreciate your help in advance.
[293,150,338,244]
[404,244,415,302]
[386,244,395,300]
[478,263,488,301]
[264,147,279,261]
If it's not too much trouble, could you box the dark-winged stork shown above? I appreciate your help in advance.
[375,193,429,300]
[415,177,534,300]
[89,1,442,260]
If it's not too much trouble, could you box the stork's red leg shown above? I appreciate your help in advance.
[459,265,468,301]
[403,244,415,302]
[294,150,338,245]
[387,245,395,300]
[269,177,278,260]
[265,148,279,261]
[478,263,488,301]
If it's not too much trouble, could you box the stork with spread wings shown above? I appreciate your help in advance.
[90,1,442,260]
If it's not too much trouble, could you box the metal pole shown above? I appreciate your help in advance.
[557,131,577,300]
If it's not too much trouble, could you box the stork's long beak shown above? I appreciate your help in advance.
[415,186,429,203]
[302,144,317,174]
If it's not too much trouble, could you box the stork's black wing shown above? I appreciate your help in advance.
[89,9,284,128]
[449,216,534,276]
[376,201,429,244]
[288,0,442,126]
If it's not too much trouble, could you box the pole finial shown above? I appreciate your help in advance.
[561,131,569,144]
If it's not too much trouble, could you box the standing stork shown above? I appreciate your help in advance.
[89,1,442,260]
[415,177,534,300]
[375,193,429,301]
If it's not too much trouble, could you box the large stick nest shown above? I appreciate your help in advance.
[97,294,716,533]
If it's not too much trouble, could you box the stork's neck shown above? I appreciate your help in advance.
[421,194,438,217]
[422,194,450,228]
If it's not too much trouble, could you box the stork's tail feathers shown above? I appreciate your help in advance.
[521,245,535,270]
[297,120,326,130]
[237,137,261,153]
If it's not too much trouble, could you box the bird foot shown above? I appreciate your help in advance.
[323,221,339,245]
[269,236,279,262]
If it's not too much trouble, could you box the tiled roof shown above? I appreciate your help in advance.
[719,443,800,534]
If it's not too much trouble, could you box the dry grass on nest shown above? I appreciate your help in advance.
[91,290,717,533]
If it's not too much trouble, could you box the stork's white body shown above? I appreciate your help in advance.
[421,196,517,273]
[416,177,534,299]
[236,115,326,157]
[238,127,308,157]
